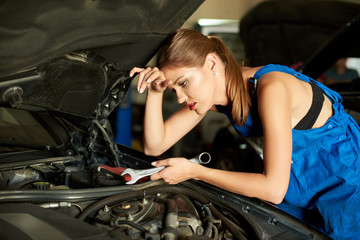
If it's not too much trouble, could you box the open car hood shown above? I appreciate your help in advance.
[0,0,204,119]
[240,0,360,67]
[299,15,360,79]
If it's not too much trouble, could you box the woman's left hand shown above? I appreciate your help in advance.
[150,157,198,184]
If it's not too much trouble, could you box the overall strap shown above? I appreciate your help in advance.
[252,64,342,104]
[253,64,302,82]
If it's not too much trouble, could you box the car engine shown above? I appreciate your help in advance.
[0,160,250,239]
[0,142,250,240]
[78,185,243,240]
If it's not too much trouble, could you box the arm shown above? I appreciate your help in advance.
[151,74,293,204]
[130,67,205,156]
[144,93,204,155]
[204,76,292,203]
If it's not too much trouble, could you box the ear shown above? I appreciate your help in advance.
[205,53,218,72]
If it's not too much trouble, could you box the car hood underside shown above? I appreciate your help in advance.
[0,0,204,118]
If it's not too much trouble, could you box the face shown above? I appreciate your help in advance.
[163,64,217,115]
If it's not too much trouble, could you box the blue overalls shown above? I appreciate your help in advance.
[217,64,360,239]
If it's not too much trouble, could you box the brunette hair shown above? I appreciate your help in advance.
[156,28,250,126]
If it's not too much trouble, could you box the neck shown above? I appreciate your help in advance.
[216,73,230,106]
[213,61,230,106]
[240,66,260,90]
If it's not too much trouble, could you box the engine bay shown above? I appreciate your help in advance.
[0,147,250,239]
[0,158,250,240]
[78,185,244,239]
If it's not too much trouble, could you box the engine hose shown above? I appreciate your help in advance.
[77,185,248,240]
[202,205,214,237]
[115,220,147,233]
[93,120,120,167]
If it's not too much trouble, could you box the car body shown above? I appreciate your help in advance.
[239,0,360,67]
[0,1,330,239]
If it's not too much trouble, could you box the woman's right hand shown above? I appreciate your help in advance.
[130,67,172,94]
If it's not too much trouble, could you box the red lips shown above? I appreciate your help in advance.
[186,102,196,110]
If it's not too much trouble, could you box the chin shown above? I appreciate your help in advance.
[195,107,210,115]
[194,108,203,115]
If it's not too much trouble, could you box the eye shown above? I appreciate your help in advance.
[180,80,188,87]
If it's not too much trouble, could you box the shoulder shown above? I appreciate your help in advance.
[256,71,302,112]
[256,73,293,129]
[257,69,307,89]
[257,72,291,94]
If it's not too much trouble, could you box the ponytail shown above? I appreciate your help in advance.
[208,36,251,126]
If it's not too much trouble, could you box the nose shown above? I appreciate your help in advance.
[176,91,187,104]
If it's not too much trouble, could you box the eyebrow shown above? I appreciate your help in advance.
[173,76,185,85]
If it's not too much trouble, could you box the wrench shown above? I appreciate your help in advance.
[121,152,211,184]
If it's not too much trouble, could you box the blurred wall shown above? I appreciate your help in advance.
[183,0,265,29]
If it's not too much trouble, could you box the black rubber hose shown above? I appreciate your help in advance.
[202,205,214,237]
[115,220,147,233]
[77,185,248,240]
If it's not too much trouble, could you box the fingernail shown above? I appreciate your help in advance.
[130,73,133,77]
[146,79,151,82]
[139,88,144,93]
[151,162,156,166]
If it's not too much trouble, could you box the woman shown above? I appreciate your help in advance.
[130,29,360,239]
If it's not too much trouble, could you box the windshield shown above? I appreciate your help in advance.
[0,107,57,153]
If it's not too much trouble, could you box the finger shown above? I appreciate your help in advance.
[152,80,164,92]
[140,68,164,93]
[137,67,152,93]
[159,79,173,89]
[142,68,159,84]
[151,159,170,167]
[150,172,162,181]
[139,67,162,93]
[144,68,163,83]
[151,78,173,92]
[130,67,144,77]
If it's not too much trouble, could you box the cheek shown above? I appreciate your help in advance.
[186,71,215,101]
[193,80,215,102]
[189,81,206,98]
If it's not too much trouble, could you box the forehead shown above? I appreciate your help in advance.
[162,65,188,76]
[162,65,202,80]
